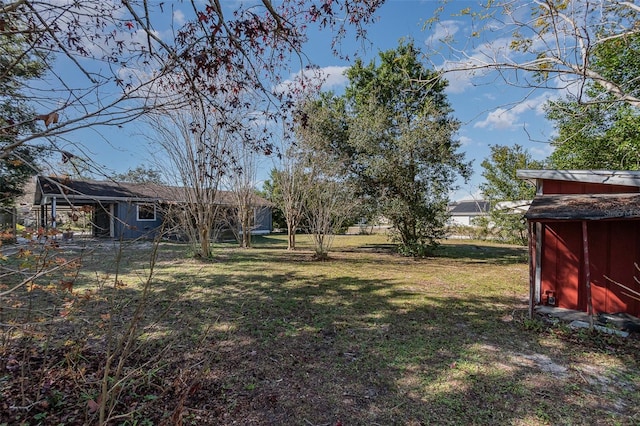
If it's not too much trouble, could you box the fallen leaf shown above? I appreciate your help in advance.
[36,112,59,127]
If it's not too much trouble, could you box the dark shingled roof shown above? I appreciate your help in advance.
[525,193,640,221]
[34,176,269,207]
[449,200,490,215]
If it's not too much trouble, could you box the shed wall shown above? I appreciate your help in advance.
[542,180,640,195]
[539,221,640,316]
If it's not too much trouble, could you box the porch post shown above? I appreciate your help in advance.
[40,204,45,228]
[51,196,57,229]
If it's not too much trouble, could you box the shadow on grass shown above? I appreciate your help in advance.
[2,242,638,425]
[435,241,528,264]
[142,268,638,425]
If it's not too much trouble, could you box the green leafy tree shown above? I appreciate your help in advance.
[261,168,293,232]
[546,102,640,170]
[0,11,45,206]
[312,41,470,256]
[114,166,164,184]
[479,144,543,245]
[546,34,640,170]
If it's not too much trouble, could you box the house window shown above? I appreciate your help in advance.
[137,203,156,221]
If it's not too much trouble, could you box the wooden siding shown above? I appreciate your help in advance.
[541,223,582,311]
[539,221,640,316]
[542,180,640,195]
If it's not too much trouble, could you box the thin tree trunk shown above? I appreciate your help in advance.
[242,208,251,248]
[200,227,210,258]
[287,221,296,250]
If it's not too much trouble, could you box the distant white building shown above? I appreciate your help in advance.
[448,200,490,227]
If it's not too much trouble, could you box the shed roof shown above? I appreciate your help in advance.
[525,193,640,221]
[449,200,490,215]
[34,176,269,207]
[516,170,640,188]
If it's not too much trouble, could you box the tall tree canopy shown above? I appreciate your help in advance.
[479,144,543,245]
[304,41,470,256]
[114,166,164,184]
[546,34,640,169]
[0,6,46,205]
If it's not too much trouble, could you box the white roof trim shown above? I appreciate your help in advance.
[516,170,640,188]
[41,194,161,204]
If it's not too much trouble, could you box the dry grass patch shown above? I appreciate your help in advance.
[1,235,638,425]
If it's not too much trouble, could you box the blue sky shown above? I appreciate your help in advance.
[54,1,557,201]
[289,0,556,200]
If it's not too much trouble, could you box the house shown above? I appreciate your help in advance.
[33,176,272,240]
[448,199,490,227]
[517,169,640,318]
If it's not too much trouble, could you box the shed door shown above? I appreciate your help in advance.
[541,222,584,311]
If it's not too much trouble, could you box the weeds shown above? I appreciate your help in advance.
[1,235,638,425]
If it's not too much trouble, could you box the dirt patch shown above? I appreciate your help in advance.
[510,353,569,378]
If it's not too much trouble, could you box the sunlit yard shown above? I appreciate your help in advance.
[1,235,638,425]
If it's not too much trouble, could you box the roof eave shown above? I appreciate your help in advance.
[39,194,162,204]
[516,169,640,188]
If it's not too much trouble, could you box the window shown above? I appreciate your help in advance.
[137,203,156,221]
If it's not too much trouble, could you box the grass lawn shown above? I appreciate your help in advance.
[1,234,639,425]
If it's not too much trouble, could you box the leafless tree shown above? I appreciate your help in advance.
[269,137,310,251]
[427,0,640,107]
[222,136,260,249]
[1,0,383,164]
[303,173,356,260]
[148,107,232,258]
[294,111,358,259]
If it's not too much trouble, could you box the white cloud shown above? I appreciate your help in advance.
[458,135,473,146]
[474,107,520,130]
[318,66,349,90]
[442,68,477,94]
[438,31,531,95]
[425,20,461,46]
[274,65,349,95]
[474,93,551,130]
[173,10,186,26]
[529,145,553,159]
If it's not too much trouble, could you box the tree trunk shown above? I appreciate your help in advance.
[241,208,251,248]
[200,226,210,258]
[287,221,296,250]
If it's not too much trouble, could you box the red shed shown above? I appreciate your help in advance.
[517,170,640,318]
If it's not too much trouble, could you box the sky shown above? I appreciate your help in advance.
[52,0,559,201]
[292,0,557,200]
